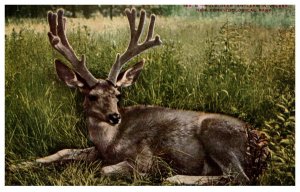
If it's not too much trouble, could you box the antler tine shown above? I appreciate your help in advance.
[48,9,98,87]
[126,9,146,48]
[107,8,162,85]
[146,14,156,41]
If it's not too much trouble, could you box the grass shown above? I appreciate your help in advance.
[5,7,295,185]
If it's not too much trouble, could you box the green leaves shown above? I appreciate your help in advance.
[260,93,295,185]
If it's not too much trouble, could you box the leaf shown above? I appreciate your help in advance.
[280,139,292,145]
[276,103,289,113]
[221,89,229,97]
[288,116,295,122]
[272,156,286,163]
[264,122,273,129]
[231,106,238,112]
[276,114,286,122]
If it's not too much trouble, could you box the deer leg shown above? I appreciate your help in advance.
[209,151,249,184]
[165,175,223,185]
[9,147,98,172]
[36,147,98,163]
[101,145,153,177]
[198,119,250,184]
[165,158,225,185]
[101,161,133,177]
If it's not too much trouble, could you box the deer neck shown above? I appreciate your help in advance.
[87,116,119,154]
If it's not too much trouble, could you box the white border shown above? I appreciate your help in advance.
[1,0,298,192]
[2,186,299,192]
[0,1,5,190]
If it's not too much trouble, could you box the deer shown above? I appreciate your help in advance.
[35,8,269,185]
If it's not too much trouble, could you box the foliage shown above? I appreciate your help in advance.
[259,92,295,185]
[5,5,295,27]
[5,8,294,185]
[5,5,181,19]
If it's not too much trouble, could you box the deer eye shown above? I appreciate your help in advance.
[88,95,98,101]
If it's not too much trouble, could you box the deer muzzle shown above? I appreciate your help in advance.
[108,113,121,125]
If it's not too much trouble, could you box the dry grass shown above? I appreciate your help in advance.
[5,16,129,35]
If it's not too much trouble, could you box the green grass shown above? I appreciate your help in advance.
[5,8,295,185]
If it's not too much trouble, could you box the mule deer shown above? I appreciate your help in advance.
[37,8,269,185]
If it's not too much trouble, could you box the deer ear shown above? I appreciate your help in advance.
[55,59,85,88]
[116,60,144,88]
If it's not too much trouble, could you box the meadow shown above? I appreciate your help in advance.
[5,7,295,185]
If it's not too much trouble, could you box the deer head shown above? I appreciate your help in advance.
[47,8,162,125]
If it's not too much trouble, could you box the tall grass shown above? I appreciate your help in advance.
[5,9,295,185]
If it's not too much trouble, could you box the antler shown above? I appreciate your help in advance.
[107,8,162,85]
[48,9,98,87]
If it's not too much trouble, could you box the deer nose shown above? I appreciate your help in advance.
[108,113,121,124]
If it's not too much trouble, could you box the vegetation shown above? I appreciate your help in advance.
[5,5,182,19]
[5,5,295,185]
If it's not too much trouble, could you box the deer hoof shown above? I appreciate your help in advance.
[101,165,117,176]
[101,163,131,177]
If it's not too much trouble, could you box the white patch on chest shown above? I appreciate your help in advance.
[88,117,118,148]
